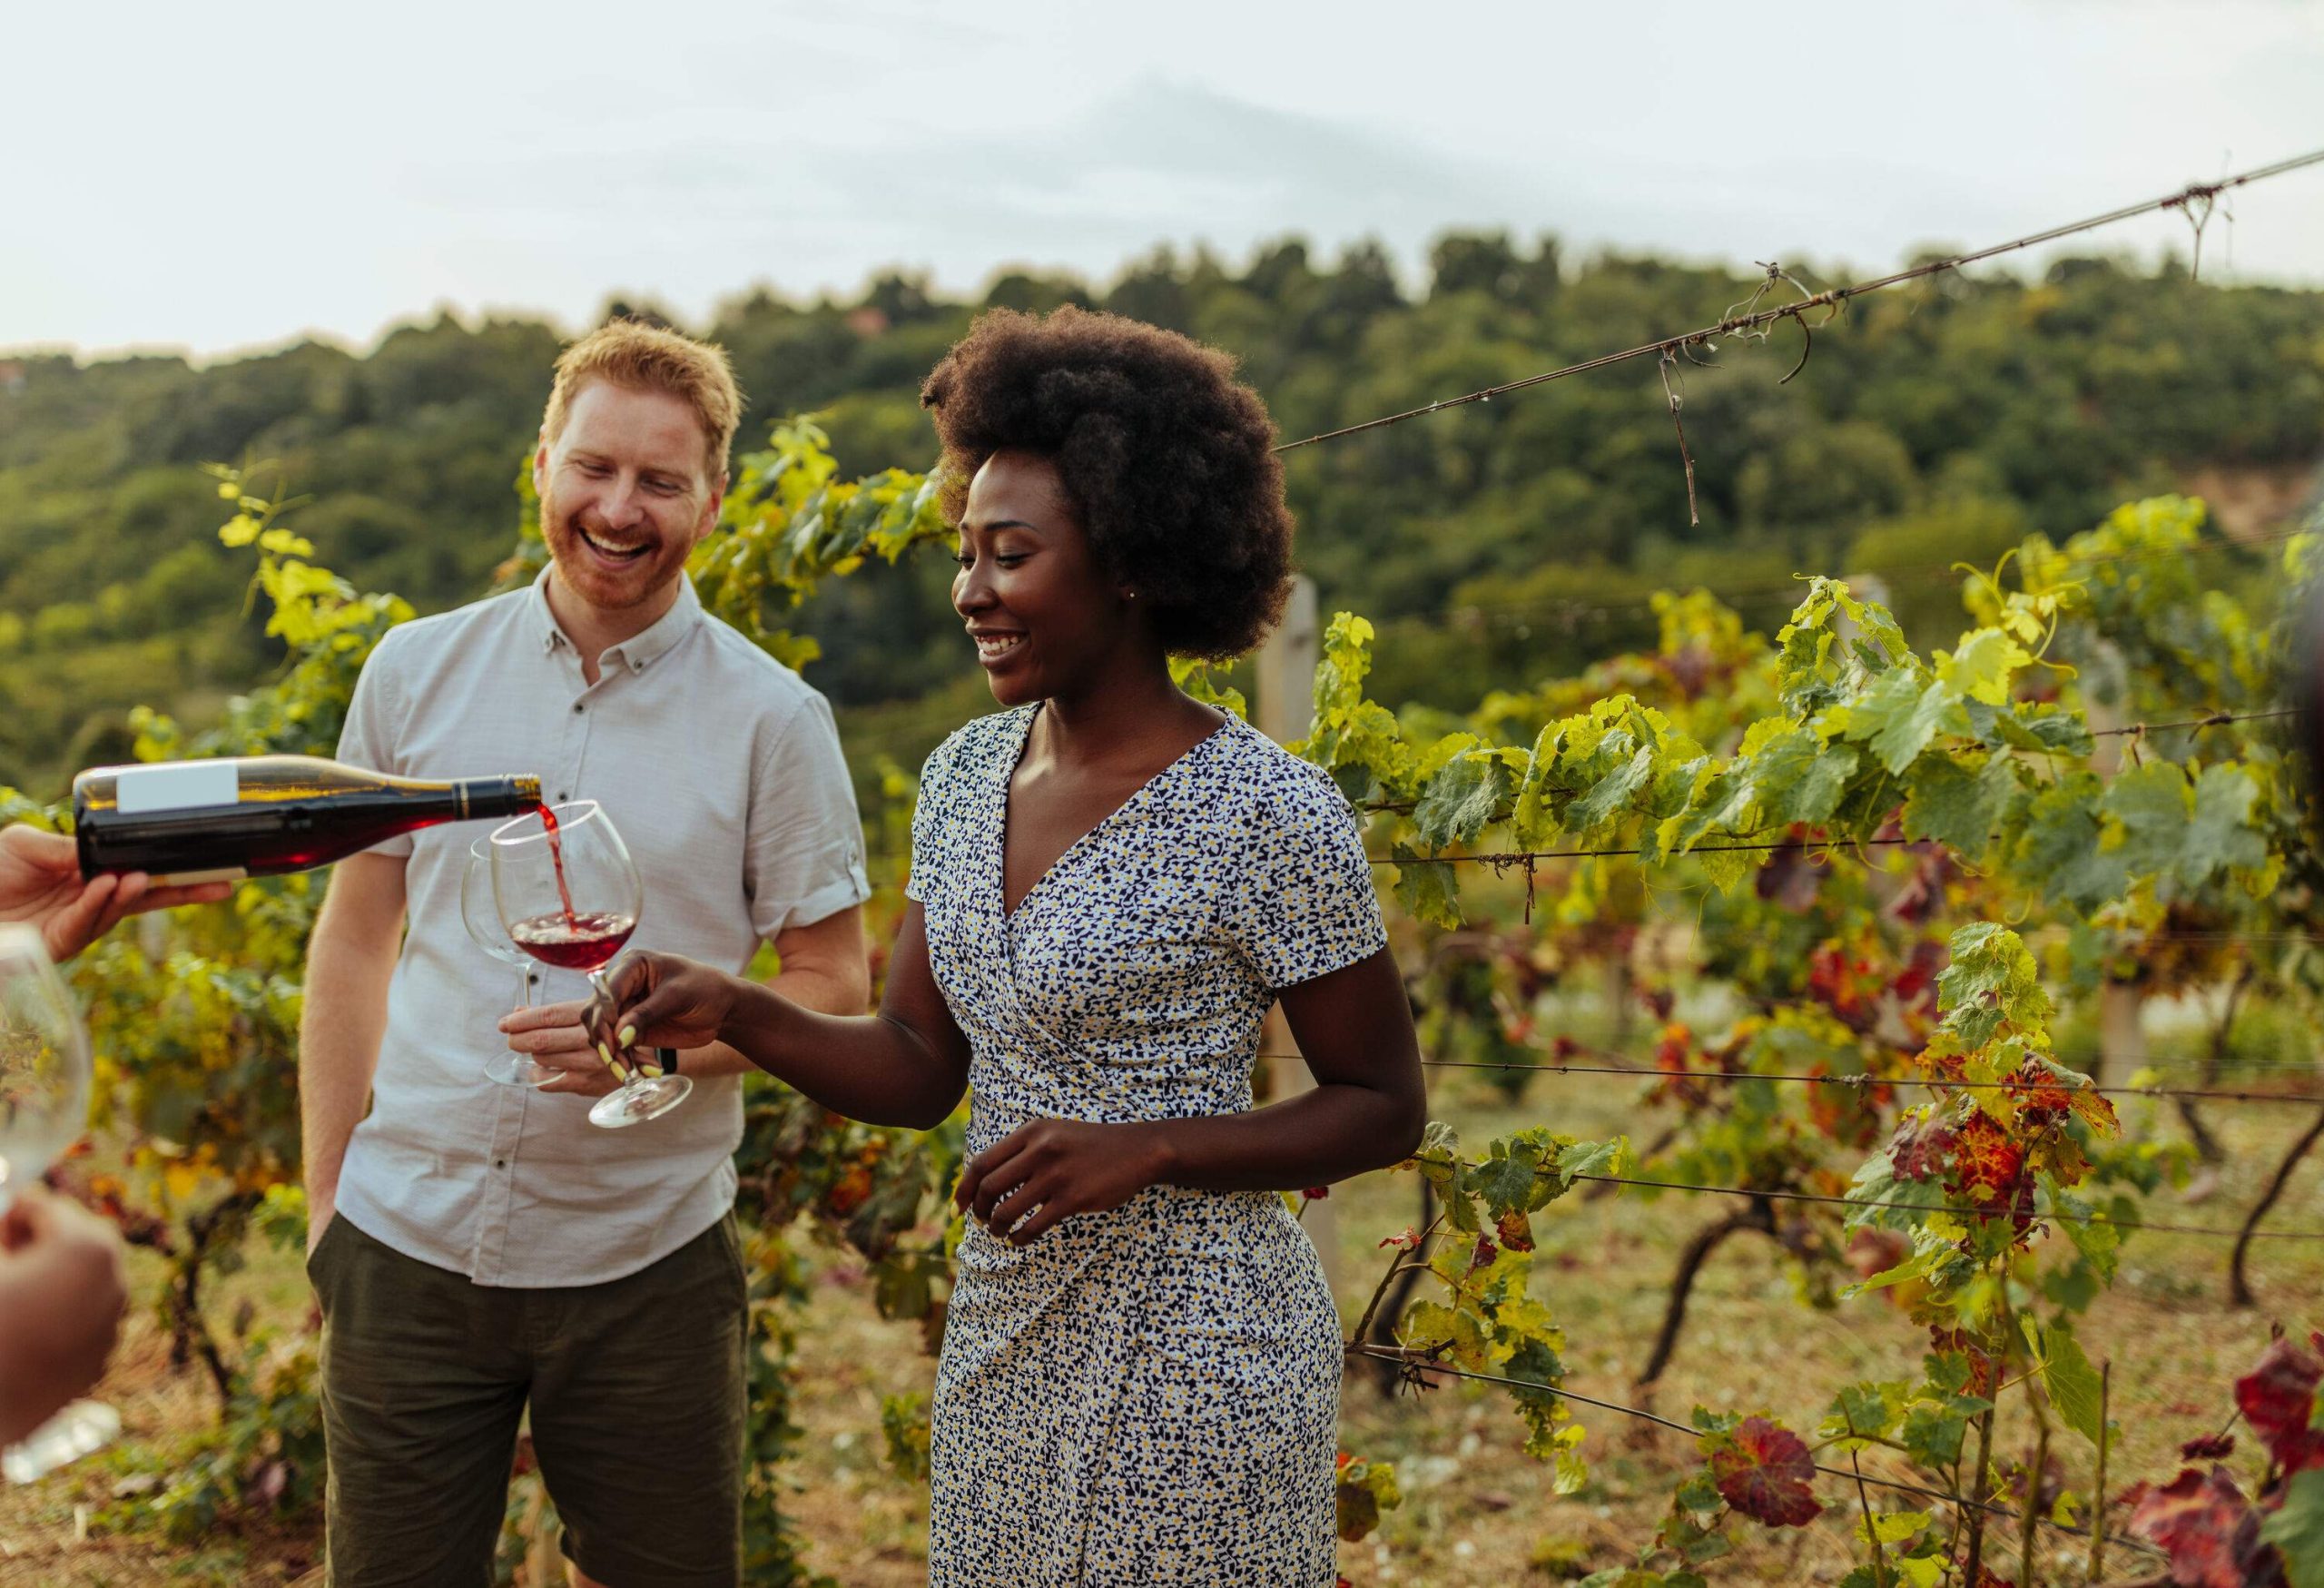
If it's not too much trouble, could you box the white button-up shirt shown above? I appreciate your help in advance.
[330,570,868,1287]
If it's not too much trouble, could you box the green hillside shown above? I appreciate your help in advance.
[3,236,2319,796]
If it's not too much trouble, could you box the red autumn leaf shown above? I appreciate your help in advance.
[1550,1033,1580,1060]
[1376,1228,1421,1251]
[1845,1227,1911,1283]
[2234,1335,2324,1474]
[1928,1327,1997,1398]
[1890,1114,1958,1183]
[1708,1415,1824,1527]
[1947,1111,2025,1206]
[2181,1432,2237,1461]
[1465,1233,1498,1276]
[2126,1465,2282,1588]
[1654,1023,1693,1074]
[1494,1208,1536,1254]
[1301,1186,1330,1201]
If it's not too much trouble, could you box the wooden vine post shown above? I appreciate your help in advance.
[1254,574,1342,1302]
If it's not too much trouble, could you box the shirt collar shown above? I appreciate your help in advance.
[528,566,704,675]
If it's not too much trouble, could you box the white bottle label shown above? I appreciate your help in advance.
[114,763,241,815]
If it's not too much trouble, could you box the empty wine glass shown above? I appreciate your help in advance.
[463,837,552,1089]
[488,801,690,1129]
[0,922,123,1482]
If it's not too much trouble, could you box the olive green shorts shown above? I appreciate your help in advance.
[310,1211,746,1587]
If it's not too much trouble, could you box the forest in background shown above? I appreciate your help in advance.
[2,232,2319,795]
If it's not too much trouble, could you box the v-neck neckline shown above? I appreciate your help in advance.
[994,703,1234,928]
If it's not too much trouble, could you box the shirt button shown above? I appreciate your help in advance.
[495,1159,508,1169]
[572,703,585,715]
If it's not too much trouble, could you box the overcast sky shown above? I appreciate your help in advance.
[7,0,2321,362]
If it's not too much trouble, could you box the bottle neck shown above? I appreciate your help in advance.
[456,775,544,820]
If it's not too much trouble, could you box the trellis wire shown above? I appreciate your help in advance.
[1338,1344,2162,1557]
[1392,1053,2322,1108]
[1559,1169,2324,1241]
[1275,149,2324,454]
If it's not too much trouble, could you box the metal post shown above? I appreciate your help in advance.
[1251,577,1342,1301]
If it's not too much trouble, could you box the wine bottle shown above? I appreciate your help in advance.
[73,755,544,884]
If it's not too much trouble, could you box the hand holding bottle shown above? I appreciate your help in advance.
[0,825,231,962]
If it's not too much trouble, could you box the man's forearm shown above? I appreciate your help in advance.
[299,928,397,1216]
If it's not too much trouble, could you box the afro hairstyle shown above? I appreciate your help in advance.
[920,306,1295,660]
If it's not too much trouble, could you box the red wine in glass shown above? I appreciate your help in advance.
[507,911,635,972]
[537,801,580,924]
[488,800,688,1129]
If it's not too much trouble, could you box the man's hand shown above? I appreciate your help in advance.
[0,824,232,963]
[305,1194,335,1259]
[0,1189,129,1443]
[498,999,625,1097]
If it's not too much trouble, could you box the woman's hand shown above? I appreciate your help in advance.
[584,950,746,1062]
[954,1119,1170,1246]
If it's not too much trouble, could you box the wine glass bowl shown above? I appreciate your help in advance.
[487,802,689,1129]
[462,838,551,1089]
[0,923,92,1201]
[0,922,119,1483]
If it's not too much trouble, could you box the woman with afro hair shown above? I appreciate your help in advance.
[585,306,1425,1585]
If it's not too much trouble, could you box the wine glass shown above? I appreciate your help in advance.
[488,801,691,1129]
[0,922,123,1482]
[462,837,553,1089]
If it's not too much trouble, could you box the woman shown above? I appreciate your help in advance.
[586,307,1425,1586]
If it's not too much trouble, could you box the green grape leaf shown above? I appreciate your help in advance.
[1554,1137,1636,1189]
[1468,1137,1552,1216]
[1902,753,2016,854]
[2260,1467,2324,1586]
[1936,628,2032,705]
[2015,782,2129,913]
[1335,1455,1403,1543]
[1819,1382,1908,1448]
[1413,750,1512,850]
[1752,727,1859,827]
[1567,744,1657,834]
[2033,1320,2106,1448]
[1936,922,2047,1046]
[1840,669,1961,776]
[1391,854,1462,929]
[1854,1510,1932,1548]
[2183,764,2269,889]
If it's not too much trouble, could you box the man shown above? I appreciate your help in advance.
[0,825,212,1442]
[302,321,872,1587]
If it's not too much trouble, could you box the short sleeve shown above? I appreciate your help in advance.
[745,692,872,938]
[902,728,965,905]
[335,628,417,860]
[1219,758,1388,991]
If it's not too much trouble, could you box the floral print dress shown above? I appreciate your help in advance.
[906,703,1389,1588]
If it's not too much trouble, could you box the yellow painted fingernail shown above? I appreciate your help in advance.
[596,1041,613,1065]
[640,1061,663,1079]
[618,1025,635,1047]
[611,1059,632,1083]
